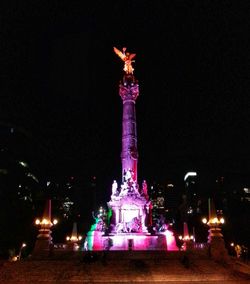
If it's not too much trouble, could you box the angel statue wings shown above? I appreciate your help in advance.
[113,47,136,74]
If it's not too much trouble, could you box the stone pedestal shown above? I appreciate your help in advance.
[208,227,229,263]
[32,200,54,258]
[32,225,53,258]
[101,233,170,251]
[33,238,53,258]
[207,199,229,263]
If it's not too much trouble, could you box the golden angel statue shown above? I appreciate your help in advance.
[113,47,136,74]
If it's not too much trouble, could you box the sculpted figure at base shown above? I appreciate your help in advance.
[132,181,139,195]
[142,180,148,198]
[115,217,142,233]
[118,182,126,196]
[91,211,105,232]
[124,169,133,182]
[111,180,118,196]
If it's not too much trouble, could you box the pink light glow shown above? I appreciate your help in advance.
[102,234,162,250]
[87,225,178,251]
[161,230,179,251]
[122,208,139,222]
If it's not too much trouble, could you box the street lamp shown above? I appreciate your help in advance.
[66,235,82,242]
[66,222,82,251]
[34,200,58,245]
[201,197,226,244]
[202,217,225,226]
[202,214,225,244]
[201,198,229,263]
[35,218,58,226]
[34,217,58,243]
[178,222,194,250]
[33,200,60,257]
[18,243,26,260]
[179,235,194,241]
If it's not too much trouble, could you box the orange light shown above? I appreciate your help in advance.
[212,217,219,224]
[42,218,49,225]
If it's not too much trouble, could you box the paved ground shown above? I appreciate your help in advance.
[0,251,249,283]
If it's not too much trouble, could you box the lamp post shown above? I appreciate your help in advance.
[178,222,194,250]
[202,198,229,263]
[33,199,58,257]
[202,209,225,243]
[18,243,26,260]
[35,217,58,240]
[66,222,82,251]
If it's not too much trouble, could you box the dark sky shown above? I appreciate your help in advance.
[2,1,250,187]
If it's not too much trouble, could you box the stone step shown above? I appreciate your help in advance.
[0,256,246,283]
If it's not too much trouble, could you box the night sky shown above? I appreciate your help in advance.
[2,1,250,191]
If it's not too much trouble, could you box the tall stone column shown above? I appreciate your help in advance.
[120,75,139,182]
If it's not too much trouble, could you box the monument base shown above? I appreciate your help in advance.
[86,231,179,251]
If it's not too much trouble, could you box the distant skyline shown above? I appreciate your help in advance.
[2,1,250,187]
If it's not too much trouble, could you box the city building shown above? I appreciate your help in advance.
[149,181,180,225]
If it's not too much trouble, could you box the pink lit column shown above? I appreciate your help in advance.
[119,75,139,182]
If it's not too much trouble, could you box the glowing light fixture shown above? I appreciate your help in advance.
[202,218,207,224]
[66,235,82,242]
[19,161,28,168]
[243,188,250,193]
[202,216,225,225]
[18,243,27,260]
[184,172,197,181]
[35,218,58,226]
[66,222,82,244]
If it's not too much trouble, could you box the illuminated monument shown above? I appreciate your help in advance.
[87,47,177,250]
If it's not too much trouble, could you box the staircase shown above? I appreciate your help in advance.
[0,251,248,283]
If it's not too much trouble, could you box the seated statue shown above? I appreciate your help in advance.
[119,182,129,196]
[115,217,142,233]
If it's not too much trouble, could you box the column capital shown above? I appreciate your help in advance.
[119,75,139,101]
